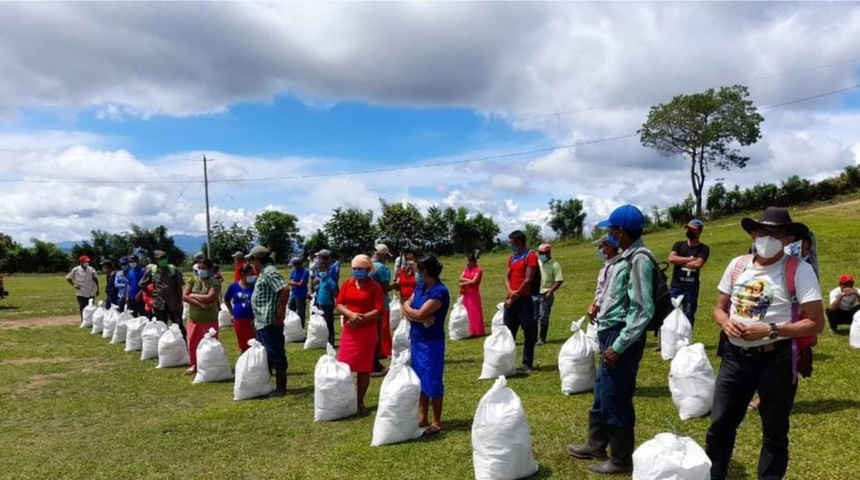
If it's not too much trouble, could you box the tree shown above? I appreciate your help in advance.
[524,223,544,249]
[422,206,453,255]
[302,229,329,256]
[324,207,377,259]
[254,210,302,264]
[639,84,764,217]
[376,199,425,254]
[0,232,16,261]
[548,198,587,239]
[449,207,501,254]
[202,221,256,265]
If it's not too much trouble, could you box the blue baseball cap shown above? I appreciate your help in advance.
[597,204,645,231]
[686,219,704,230]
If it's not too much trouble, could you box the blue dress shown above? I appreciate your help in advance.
[410,280,450,398]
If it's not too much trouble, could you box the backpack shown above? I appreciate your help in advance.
[726,254,815,381]
[622,250,673,336]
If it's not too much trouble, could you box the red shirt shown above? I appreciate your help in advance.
[396,268,417,300]
[336,278,384,315]
[508,250,538,293]
[233,260,246,283]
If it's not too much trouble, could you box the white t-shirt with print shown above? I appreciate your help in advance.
[717,255,821,348]
[829,287,860,311]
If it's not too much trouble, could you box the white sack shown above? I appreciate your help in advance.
[283,310,306,343]
[669,342,716,420]
[371,352,422,446]
[472,376,539,480]
[389,298,402,332]
[102,308,118,340]
[392,317,411,364]
[91,305,107,335]
[234,339,274,400]
[157,324,190,368]
[558,317,596,395]
[218,304,232,328]
[141,320,168,360]
[304,312,330,350]
[80,298,96,328]
[585,321,600,353]
[850,310,860,349]
[491,303,505,330]
[661,296,693,361]
[448,296,471,341]
[111,310,134,344]
[194,328,234,383]
[632,433,711,480]
[314,344,358,422]
[479,325,517,380]
[124,316,147,351]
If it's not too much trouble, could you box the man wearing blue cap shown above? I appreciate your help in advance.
[667,219,710,331]
[567,204,655,475]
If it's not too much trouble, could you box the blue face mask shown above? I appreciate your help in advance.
[121,265,129,271]
[607,232,621,249]
[245,276,257,284]
[509,245,518,253]
[415,271,425,285]
[198,270,210,279]
[538,254,548,263]
[352,269,367,280]
[597,248,607,261]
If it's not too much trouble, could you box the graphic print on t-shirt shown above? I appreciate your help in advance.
[732,278,773,321]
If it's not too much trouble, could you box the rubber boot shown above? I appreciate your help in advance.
[588,427,634,474]
[567,413,609,460]
[269,367,287,398]
[537,323,548,344]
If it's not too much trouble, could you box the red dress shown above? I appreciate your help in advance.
[336,278,384,373]
[396,268,417,301]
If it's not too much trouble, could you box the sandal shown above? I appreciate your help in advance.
[419,420,430,428]
[748,400,760,412]
[357,406,370,416]
[422,425,442,437]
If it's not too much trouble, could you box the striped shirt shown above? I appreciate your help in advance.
[596,239,656,353]
[252,264,287,329]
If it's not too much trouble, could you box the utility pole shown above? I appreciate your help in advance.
[203,155,212,259]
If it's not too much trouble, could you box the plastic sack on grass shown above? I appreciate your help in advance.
[194,328,234,383]
[472,376,538,480]
[80,298,97,328]
[392,317,411,364]
[491,303,506,331]
[234,339,274,400]
[91,304,107,335]
[850,310,860,349]
[102,308,118,340]
[141,320,168,360]
[218,304,232,328]
[314,344,358,422]
[111,310,134,344]
[283,310,306,343]
[632,433,711,480]
[389,298,403,332]
[448,296,471,341]
[661,296,692,361]
[371,352,422,446]
[304,313,329,350]
[157,324,190,368]
[668,342,716,420]
[124,316,147,352]
[558,317,596,395]
[479,325,517,380]
[585,321,600,353]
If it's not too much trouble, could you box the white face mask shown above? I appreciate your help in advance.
[754,236,784,259]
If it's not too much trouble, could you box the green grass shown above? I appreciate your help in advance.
[2,201,860,479]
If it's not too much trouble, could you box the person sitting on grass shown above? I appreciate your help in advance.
[182,258,220,376]
[402,254,450,437]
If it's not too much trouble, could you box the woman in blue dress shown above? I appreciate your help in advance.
[402,254,450,436]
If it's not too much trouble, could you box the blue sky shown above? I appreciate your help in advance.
[0,2,859,244]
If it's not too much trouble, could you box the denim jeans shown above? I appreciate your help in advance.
[705,341,797,480]
[288,296,307,328]
[504,296,537,368]
[669,285,699,327]
[256,324,287,370]
[533,294,555,327]
[589,324,646,428]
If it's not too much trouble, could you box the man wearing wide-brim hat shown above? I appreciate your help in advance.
[706,207,824,480]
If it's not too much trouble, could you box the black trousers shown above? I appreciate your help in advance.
[76,295,94,321]
[826,306,860,330]
[503,296,537,368]
[319,304,336,346]
[706,340,797,480]
[154,308,186,338]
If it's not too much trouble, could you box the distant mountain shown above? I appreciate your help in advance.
[54,235,208,255]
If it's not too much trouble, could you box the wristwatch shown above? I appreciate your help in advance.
[768,323,779,340]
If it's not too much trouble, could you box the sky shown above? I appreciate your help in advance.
[1,2,859,246]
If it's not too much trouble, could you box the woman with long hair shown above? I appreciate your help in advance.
[459,250,485,337]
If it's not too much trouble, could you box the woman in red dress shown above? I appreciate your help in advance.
[459,251,486,337]
[336,254,384,415]
[393,249,419,301]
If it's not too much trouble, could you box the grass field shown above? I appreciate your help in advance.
[2,202,860,480]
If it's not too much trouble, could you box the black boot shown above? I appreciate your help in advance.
[269,367,287,398]
[567,414,609,460]
[537,323,548,345]
[588,427,634,475]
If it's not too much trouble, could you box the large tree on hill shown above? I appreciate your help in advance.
[548,198,587,239]
[254,210,302,264]
[639,84,764,217]
[376,199,425,253]
[201,221,256,265]
[324,207,377,259]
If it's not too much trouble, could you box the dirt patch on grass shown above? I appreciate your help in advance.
[0,315,79,330]
[12,361,112,396]
[16,372,75,395]
[0,356,76,366]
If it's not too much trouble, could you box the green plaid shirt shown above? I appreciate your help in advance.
[251,264,287,329]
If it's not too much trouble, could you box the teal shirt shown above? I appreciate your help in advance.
[596,239,655,353]
[371,261,391,311]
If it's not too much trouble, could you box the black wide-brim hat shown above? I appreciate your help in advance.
[741,207,809,238]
